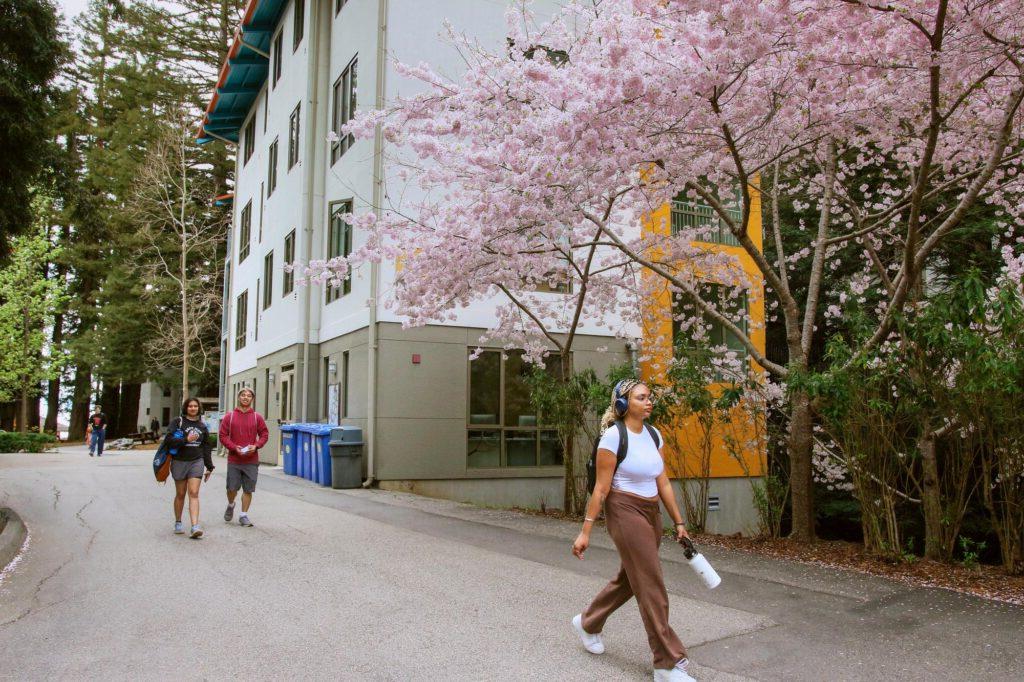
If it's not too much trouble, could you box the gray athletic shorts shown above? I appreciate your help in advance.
[171,458,205,481]
[226,463,259,493]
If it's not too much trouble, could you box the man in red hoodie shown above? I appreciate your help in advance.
[219,387,269,527]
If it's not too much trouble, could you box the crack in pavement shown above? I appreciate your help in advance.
[52,485,61,511]
[75,498,95,528]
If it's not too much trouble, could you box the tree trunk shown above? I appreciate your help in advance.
[100,382,121,437]
[69,367,92,440]
[919,431,946,560]
[45,312,65,434]
[119,382,141,435]
[788,390,816,541]
[19,387,30,434]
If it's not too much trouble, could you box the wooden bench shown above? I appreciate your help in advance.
[126,431,161,444]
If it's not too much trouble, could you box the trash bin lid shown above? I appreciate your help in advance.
[329,440,364,448]
[295,423,335,435]
[280,423,298,432]
[330,426,363,443]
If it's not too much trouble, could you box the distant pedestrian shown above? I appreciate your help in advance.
[219,387,268,527]
[571,379,695,682]
[168,398,214,538]
[87,408,107,457]
[150,417,161,435]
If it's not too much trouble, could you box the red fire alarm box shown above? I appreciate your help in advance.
[412,354,421,364]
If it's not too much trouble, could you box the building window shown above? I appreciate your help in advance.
[335,0,348,15]
[263,89,268,132]
[267,138,279,197]
[341,350,349,418]
[326,200,353,302]
[255,279,260,340]
[162,385,171,397]
[331,57,358,164]
[162,406,170,426]
[672,282,749,380]
[467,350,562,468]
[288,104,301,170]
[238,201,252,262]
[263,251,274,309]
[272,31,283,87]
[293,0,304,51]
[242,117,255,165]
[283,230,295,296]
[258,184,264,242]
[235,290,248,350]
[671,193,741,247]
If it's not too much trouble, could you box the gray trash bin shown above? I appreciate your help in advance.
[329,426,364,489]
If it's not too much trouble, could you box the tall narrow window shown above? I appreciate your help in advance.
[254,279,260,340]
[267,138,279,197]
[242,117,255,165]
[239,201,252,262]
[235,290,248,350]
[263,89,268,132]
[341,350,349,418]
[293,0,304,51]
[283,230,295,296]
[272,31,283,87]
[326,200,353,302]
[258,184,264,242]
[263,251,274,309]
[288,104,301,169]
[323,357,331,420]
[331,57,358,164]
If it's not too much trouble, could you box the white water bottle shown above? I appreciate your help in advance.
[680,538,722,589]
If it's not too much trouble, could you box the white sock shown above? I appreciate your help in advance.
[227,502,235,508]
[240,511,248,517]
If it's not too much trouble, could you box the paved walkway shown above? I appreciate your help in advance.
[0,446,1021,680]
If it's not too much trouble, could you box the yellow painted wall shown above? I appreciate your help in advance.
[640,186,767,479]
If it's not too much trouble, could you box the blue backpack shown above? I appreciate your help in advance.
[152,419,183,482]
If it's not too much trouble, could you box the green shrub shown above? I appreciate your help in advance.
[0,431,58,453]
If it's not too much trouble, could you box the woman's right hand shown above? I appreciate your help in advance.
[572,531,590,560]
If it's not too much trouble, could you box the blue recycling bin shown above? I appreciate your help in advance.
[280,424,298,476]
[294,423,335,486]
[309,424,334,486]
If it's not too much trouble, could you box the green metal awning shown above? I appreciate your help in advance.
[197,0,289,144]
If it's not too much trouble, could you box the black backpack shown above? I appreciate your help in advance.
[586,421,662,494]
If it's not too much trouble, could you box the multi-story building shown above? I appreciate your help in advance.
[199,0,764,532]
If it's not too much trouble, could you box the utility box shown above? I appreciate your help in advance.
[329,426,364,489]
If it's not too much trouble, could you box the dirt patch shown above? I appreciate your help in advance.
[512,506,1024,605]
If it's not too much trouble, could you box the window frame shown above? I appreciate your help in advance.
[671,282,750,381]
[235,290,248,350]
[331,57,358,164]
[326,200,353,303]
[242,116,255,165]
[288,103,301,170]
[272,31,283,87]
[292,0,304,52]
[283,230,296,296]
[267,137,279,197]
[262,251,274,309]
[238,201,252,262]
[466,349,563,469]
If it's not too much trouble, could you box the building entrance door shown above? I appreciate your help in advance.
[280,365,294,423]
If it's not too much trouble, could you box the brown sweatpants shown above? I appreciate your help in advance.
[581,489,687,669]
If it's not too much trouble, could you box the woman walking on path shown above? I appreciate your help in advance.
[571,379,695,682]
[168,398,214,538]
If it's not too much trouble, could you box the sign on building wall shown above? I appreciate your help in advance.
[328,384,340,425]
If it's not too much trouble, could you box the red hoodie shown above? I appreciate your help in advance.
[219,408,269,465]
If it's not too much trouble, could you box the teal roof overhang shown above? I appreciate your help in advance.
[197,0,289,144]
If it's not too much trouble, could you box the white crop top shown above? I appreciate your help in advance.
[598,423,664,498]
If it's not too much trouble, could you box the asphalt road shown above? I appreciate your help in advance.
[1,447,1022,681]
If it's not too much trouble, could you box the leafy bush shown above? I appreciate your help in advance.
[0,431,58,453]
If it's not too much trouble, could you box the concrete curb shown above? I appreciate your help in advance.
[0,507,28,573]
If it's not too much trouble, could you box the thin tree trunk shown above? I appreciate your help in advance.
[788,390,816,541]
[100,382,120,437]
[69,366,92,440]
[918,431,946,560]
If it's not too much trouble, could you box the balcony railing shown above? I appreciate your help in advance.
[671,200,742,246]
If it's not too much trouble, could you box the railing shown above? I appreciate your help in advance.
[671,200,742,246]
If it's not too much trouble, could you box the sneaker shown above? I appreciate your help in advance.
[653,660,696,682]
[89,451,94,457]
[572,614,605,655]
[174,521,184,534]
[190,525,204,539]
[224,504,235,522]
[239,514,253,527]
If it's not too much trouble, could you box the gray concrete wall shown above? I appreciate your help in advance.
[669,477,762,536]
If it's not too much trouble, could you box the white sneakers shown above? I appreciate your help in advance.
[571,614,605,654]
[653,659,696,682]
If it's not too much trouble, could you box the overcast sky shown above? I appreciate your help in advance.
[57,0,89,20]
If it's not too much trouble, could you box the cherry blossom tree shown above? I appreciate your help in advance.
[310,0,1024,540]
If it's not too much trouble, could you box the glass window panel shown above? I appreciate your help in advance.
[469,351,499,425]
[467,430,500,468]
[504,351,535,427]
[504,431,537,467]
[539,430,563,466]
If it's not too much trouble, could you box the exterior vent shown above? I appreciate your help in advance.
[708,496,721,511]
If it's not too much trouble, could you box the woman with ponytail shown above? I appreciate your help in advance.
[571,379,695,682]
